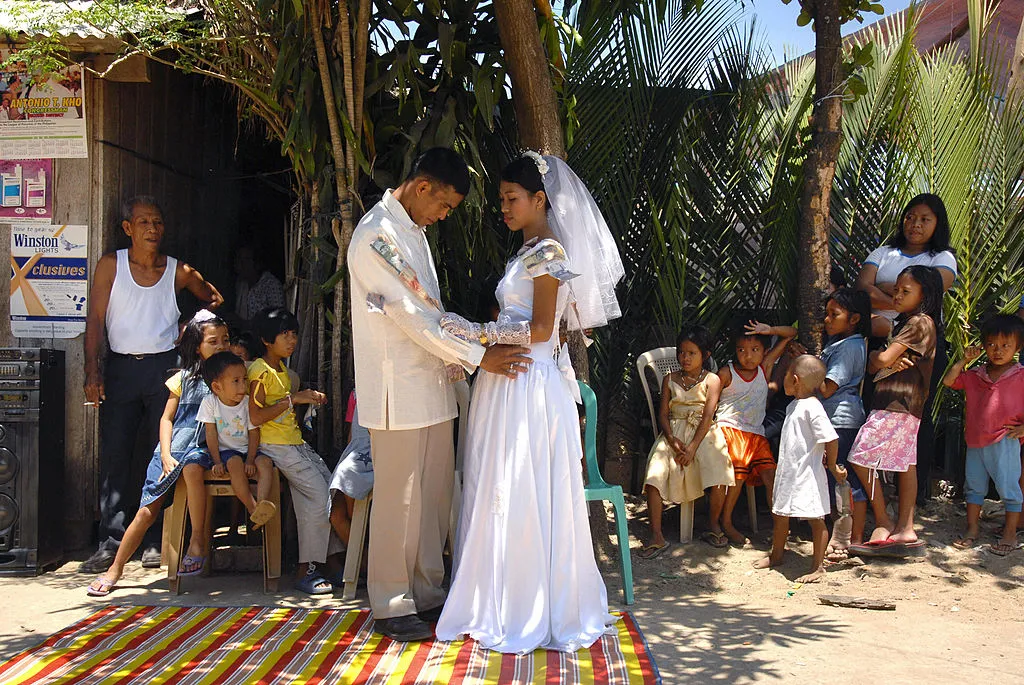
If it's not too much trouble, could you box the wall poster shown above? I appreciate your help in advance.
[0,48,87,159]
[0,159,53,225]
[9,224,88,338]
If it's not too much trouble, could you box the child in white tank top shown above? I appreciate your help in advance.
[708,321,796,547]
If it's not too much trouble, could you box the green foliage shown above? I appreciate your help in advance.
[561,0,1024,474]
[783,0,885,31]
[362,1,520,317]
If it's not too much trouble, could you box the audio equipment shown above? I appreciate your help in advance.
[0,348,65,575]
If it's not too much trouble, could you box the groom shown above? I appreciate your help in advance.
[348,147,532,641]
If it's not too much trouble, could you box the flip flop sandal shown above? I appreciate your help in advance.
[295,571,334,595]
[178,554,206,576]
[638,542,671,560]
[952,537,977,550]
[249,500,277,530]
[851,539,926,558]
[87,577,116,597]
[848,539,898,557]
[701,531,729,549]
[989,543,1019,557]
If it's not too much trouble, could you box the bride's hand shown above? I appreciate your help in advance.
[481,345,533,378]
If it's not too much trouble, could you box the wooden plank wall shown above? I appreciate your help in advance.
[0,63,242,551]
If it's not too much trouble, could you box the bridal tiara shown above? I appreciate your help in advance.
[522,150,550,176]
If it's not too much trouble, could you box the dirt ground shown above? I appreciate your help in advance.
[1,494,1023,684]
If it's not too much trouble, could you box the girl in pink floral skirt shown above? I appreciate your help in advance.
[847,265,944,558]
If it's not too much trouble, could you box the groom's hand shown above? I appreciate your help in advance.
[480,345,533,378]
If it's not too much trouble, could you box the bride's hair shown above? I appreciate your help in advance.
[501,157,551,209]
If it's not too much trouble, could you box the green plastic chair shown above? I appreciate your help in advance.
[579,380,635,605]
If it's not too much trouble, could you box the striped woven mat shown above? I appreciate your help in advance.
[0,606,661,684]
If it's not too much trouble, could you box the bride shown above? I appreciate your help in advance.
[435,153,624,654]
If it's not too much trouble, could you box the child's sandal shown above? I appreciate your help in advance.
[638,542,671,559]
[249,500,277,530]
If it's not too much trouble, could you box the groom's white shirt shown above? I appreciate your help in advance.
[349,190,485,431]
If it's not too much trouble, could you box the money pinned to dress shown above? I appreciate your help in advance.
[366,292,386,314]
[521,242,580,282]
[370,235,441,310]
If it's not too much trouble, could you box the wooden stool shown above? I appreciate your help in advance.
[163,468,282,594]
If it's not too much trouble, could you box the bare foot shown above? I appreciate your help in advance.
[887,530,919,544]
[825,544,849,562]
[97,567,122,587]
[868,526,893,543]
[998,535,1019,550]
[796,567,826,583]
[723,523,749,546]
[753,555,782,570]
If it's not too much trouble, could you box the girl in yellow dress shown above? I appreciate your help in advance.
[640,325,734,558]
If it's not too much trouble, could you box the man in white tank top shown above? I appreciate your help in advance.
[79,196,223,574]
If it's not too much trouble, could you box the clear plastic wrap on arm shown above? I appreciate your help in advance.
[440,312,531,346]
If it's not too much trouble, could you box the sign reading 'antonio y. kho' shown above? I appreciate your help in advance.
[10,224,88,338]
[0,48,87,159]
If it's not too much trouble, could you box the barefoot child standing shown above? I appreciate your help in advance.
[715,321,797,546]
[755,355,845,583]
[943,314,1024,556]
[197,351,277,529]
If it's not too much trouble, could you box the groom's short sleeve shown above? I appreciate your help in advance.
[349,231,485,370]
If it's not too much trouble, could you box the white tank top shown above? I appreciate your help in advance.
[105,249,180,354]
[716,362,768,435]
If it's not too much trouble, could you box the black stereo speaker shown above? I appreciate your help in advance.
[0,348,65,575]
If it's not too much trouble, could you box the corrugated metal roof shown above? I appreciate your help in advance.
[0,0,191,40]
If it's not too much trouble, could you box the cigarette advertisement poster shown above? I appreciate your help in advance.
[0,159,53,225]
[9,224,88,338]
[0,48,87,159]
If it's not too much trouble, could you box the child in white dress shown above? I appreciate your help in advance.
[754,355,845,583]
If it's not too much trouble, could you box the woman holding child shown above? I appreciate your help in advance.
[857,194,956,505]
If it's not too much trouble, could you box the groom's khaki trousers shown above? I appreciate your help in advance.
[367,420,454,619]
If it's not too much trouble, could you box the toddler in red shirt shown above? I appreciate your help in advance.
[943,314,1024,556]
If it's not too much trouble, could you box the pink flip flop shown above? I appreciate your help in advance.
[849,538,925,558]
[178,554,206,576]
[87,577,116,597]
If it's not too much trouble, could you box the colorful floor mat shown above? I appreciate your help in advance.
[0,606,661,684]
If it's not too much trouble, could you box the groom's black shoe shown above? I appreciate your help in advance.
[416,605,444,624]
[375,614,433,642]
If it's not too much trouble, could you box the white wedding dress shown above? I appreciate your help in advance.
[435,239,617,654]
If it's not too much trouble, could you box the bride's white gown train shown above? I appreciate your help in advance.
[435,239,617,654]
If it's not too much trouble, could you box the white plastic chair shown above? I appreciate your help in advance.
[636,348,757,542]
[342,380,471,600]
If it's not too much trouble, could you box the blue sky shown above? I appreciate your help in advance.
[741,0,915,64]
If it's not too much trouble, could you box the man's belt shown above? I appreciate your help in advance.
[110,350,176,361]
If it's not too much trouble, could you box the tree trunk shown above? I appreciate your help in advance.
[494,0,565,156]
[796,0,844,354]
[1010,9,1024,96]
[494,0,590,381]
[311,0,371,450]
[310,6,351,448]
